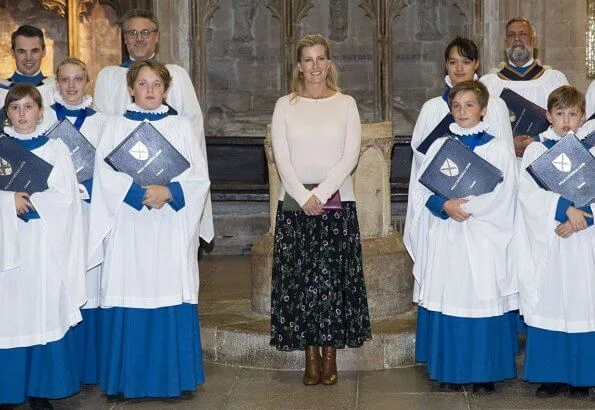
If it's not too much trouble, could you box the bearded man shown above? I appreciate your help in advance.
[480,17,568,157]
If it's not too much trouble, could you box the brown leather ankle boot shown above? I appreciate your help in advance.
[320,346,338,385]
[303,346,321,385]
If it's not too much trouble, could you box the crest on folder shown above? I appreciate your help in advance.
[552,153,572,172]
[440,158,459,177]
[0,157,12,176]
[129,141,149,161]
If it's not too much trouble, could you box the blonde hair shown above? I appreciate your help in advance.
[55,57,90,83]
[290,34,339,100]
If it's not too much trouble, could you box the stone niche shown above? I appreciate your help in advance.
[0,0,67,78]
[251,121,413,319]
[392,0,469,136]
[206,0,282,137]
[299,0,375,123]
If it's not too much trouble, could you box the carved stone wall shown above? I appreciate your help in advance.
[206,1,281,137]
[391,1,471,135]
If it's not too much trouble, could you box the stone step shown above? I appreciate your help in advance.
[200,298,417,371]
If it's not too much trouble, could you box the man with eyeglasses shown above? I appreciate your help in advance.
[480,17,568,157]
[94,8,213,243]
[0,25,55,127]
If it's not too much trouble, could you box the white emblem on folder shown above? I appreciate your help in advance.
[552,153,572,172]
[129,141,149,161]
[440,159,459,177]
[0,157,12,176]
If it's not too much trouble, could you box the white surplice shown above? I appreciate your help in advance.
[406,123,519,317]
[517,135,595,332]
[44,93,107,308]
[93,63,213,243]
[480,65,568,109]
[0,127,85,348]
[87,108,211,309]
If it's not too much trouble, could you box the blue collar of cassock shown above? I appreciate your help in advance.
[455,131,494,151]
[8,135,49,150]
[120,56,156,68]
[441,87,450,103]
[51,103,96,130]
[8,72,45,86]
[124,110,168,121]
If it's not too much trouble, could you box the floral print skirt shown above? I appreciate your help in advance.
[270,201,372,351]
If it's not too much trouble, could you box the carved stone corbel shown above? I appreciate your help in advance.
[265,0,314,94]
[40,0,96,57]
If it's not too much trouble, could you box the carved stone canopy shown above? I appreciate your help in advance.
[40,0,97,17]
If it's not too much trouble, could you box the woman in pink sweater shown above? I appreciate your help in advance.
[269,34,371,386]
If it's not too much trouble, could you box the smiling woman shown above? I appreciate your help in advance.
[270,34,372,387]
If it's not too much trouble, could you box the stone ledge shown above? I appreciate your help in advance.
[200,298,417,370]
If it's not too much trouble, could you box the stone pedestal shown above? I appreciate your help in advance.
[251,121,413,318]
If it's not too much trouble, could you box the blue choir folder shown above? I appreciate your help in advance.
[416,113,454,154]
[45,119,95,183]
[419,137,504,199]
[104,121,190,186]
[500,88,549,137]
[0,134,53,194]
[526,133,595,207]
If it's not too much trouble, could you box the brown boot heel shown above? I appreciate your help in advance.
[320,346,338,385]
[303,346,321,385]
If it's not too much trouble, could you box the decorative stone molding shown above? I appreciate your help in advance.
[190,0,220,114]
[265,0,314,94]
[358,0,406,121]
[588,0,595,78]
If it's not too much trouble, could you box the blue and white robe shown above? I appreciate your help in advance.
[518,128,595,386]
[44,92,107,384]
[87,104,211,398]
[0,126,85,404]
[407,121,519,383]
[93,59,213,243]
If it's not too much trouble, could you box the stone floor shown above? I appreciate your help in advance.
[15,256,595,409]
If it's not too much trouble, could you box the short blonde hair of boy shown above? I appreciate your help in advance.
[55,57,90,83]
[547,85,585,115]
[448,81,489,110]
[126,60,172,91]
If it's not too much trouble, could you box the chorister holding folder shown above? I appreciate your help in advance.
[0,85,85,406]
[88,98,211,398]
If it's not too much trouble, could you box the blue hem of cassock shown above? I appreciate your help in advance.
[415,307,518,383]
[0,329,80,405]
[510,310,527,336]
[72,308,101,384]
[524,326,595,386]
[98,303,205,398]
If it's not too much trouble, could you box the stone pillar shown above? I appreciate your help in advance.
[152,0,191,72]
[251,121,413,319]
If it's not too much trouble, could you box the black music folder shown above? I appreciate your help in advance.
[104,121,190,186]
[500,88,549,137]
[583,131,595,148]
[45,119,95,182]
[0,135,53,194]
[419,137,504,199]
[526,133,595,206]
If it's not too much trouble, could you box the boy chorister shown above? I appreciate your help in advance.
[518,85,595,399]
[406,81,519,394]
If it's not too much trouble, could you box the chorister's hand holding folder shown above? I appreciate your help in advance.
[45,119,95,183]
[104,121,190,186]
[0,134,53,194]
[419,137,504,199]
[500,88,549,137]
[282,184,341,212]
[526,133,595,206]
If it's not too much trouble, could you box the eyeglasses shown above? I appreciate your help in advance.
[124,29,158,39]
